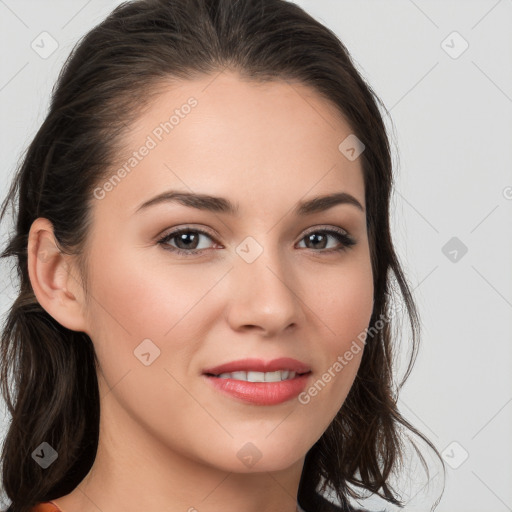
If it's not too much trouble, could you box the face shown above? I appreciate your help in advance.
[79,71,374,473]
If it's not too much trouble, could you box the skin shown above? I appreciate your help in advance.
[27,71,374,512]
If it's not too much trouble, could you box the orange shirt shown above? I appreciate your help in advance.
[30,502,61,512]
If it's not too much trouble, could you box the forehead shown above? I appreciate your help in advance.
[95,71,366,218]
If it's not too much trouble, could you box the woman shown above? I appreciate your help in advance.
[0,0,445,511]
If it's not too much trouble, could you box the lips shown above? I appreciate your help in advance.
[202,357,312,405]
[202,357,311,376]
[204,373,311,405]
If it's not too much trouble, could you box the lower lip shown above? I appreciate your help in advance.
[203,373,311,405]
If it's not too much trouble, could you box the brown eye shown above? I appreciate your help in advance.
[298,228,356,253]
[158,228,217,256]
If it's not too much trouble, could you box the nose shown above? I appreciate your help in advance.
[225,244,303,337]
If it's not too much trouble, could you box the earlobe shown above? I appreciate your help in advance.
[27,218,89,333]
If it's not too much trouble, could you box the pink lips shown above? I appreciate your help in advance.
[202,357,312,406]
[202,357,311,376]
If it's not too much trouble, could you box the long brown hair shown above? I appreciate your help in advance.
[0,0,445,510]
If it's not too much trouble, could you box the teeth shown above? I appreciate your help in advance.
[216,370,298,382]
[264,370,286,382]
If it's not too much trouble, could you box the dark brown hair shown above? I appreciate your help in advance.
[0,0,445,511]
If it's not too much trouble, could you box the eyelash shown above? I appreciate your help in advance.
[157,225,357,257]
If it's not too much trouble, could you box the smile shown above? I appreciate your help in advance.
[215,370,298,382]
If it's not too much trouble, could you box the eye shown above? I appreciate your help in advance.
[297,227,356,253]
[157,227,218,256]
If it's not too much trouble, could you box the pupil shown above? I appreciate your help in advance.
[178,232,198,249]
[308,233,326,249]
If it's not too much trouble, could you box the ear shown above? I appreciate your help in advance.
[27,217,89,333]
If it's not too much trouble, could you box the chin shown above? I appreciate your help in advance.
[200,435,310,474]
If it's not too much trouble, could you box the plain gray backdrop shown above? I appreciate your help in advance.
[0,1,511,511]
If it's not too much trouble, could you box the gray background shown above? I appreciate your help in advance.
[0,1,511,511]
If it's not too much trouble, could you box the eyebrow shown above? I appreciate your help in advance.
[135,190,365,216]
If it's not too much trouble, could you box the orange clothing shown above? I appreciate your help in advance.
[30,502,61,512]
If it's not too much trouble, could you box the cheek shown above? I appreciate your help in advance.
[310,255,374,345]
[87,248,224,340]
[83,246,231,389]
[301,256,373,408]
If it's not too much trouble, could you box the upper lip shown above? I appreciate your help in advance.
[202,357,312,376]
